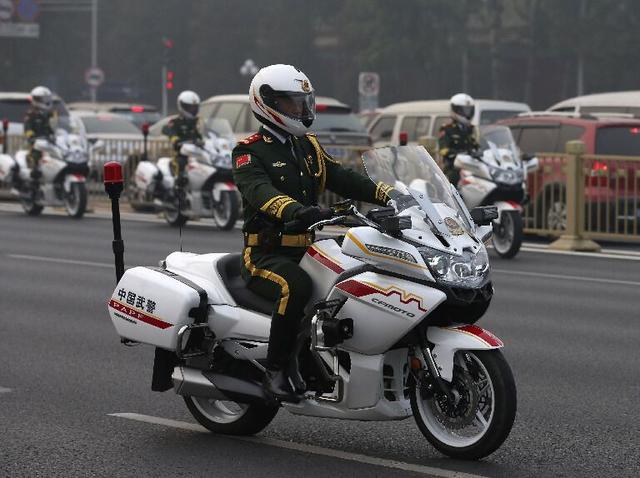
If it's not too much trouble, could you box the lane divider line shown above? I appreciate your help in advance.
[492,268,640,287]
[7,254,114,269]
[108,412,487,478]
[6,253,639,287]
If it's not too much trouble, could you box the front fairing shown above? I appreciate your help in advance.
[358,146,491,289]
[477,125,524,186]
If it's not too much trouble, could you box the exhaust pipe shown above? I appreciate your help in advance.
[172,366,268,403]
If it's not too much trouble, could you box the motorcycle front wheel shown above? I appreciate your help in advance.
[410,349,516,460]
[212,190,239,231]
[184,395,278,436]
[163,191,189,227]
[492,211,522,259]
[20,187,43,216]
[65,182,87,218]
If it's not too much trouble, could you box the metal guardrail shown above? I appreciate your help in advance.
[2,134,638,244]
[523,141,640,247]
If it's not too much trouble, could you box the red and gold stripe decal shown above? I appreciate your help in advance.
[307,246,344,273]
[108,299,172,330]
[452,325,503,347]
[336,279,427,312]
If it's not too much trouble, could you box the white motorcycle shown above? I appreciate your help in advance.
[454,125,539,258]
[0,130,102,218]
[133,132,239,230]
[106,145,516,460]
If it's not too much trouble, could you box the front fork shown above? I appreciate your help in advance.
[411,342,454,402]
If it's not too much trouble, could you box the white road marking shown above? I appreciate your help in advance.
[0,387,12,393]
[5,252,638,288]
[7,254,114,269]
[109,412,487,478]
[492,268,640,287]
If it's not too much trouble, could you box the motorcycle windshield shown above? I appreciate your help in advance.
[362,145,472,235]
[478,125,521,167]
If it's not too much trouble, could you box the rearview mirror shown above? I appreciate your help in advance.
[453,153,477,170]
[91,139,105,153]
[33,138,57,155]
[470,206,498,225]
[525,156,539,173]
[476,225,493,242]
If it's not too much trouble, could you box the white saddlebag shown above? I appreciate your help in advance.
[107,266,205,350]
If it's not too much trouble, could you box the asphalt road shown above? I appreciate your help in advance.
[0,206,638,478]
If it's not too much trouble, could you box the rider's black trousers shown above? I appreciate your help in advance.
[240,246,311,369]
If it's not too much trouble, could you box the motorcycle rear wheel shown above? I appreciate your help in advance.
[410,349,516,460]
[184,395,278,436]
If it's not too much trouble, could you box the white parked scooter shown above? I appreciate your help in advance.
[454,125,539,258]
[0,130,103,218]
[133,132,239,230]
[106,145,516,460]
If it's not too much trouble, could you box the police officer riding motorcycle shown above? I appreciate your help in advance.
[11,86,56,192]
[232,64,398,402]
[438,93,479,185]
[160,90,203,200]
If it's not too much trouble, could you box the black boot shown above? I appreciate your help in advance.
[287,351,306,394]
[263,367,302,403]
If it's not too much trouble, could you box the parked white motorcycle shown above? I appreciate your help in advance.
[133,132,239,230]
[454,125,539,258]
[106,145,516,460]
[0,130,102,218]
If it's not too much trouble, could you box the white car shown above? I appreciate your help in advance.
[71,111,142,173]
[368,99,531,147]
[199,94,371,161]
[0,91,71,136]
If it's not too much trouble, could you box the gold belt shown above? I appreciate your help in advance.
[244,232,314,248]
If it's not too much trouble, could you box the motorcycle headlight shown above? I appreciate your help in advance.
[491,167,522,185]
[419,246,489,288]
[66,151,88,164]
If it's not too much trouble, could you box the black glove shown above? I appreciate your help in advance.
[294,205,332,227]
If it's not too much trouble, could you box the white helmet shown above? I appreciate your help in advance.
[177,90,200,119]
[249,64,315,137]
[450,93,475,125]
[30,86,53,111]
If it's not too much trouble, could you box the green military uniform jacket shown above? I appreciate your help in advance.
[438,119,479,166]
[24,108,54,144]
[161,116,202,152]
[232,126,394,233]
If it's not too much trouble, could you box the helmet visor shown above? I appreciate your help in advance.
[34,95,52,108]
[180,102,199,117]
[261,86,315,123]
[453,104,475,120]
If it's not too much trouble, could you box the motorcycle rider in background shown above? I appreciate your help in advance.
[438,93,479,185]
[232,64,398,402]
[13,86,56,192]
[160,90,203,198]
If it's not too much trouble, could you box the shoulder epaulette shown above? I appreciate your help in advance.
[238,133,262,145]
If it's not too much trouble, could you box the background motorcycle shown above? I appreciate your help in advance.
[133,131,239,230]
[454,125,539,258]
[0,129,103,218]
[106,145,516,460]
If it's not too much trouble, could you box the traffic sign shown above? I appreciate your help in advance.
[358,72,380,96]
[0,0,14,21]
[16,0,38,22]
[85,67,105,87]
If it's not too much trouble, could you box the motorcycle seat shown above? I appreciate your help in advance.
[216,253,274,316]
